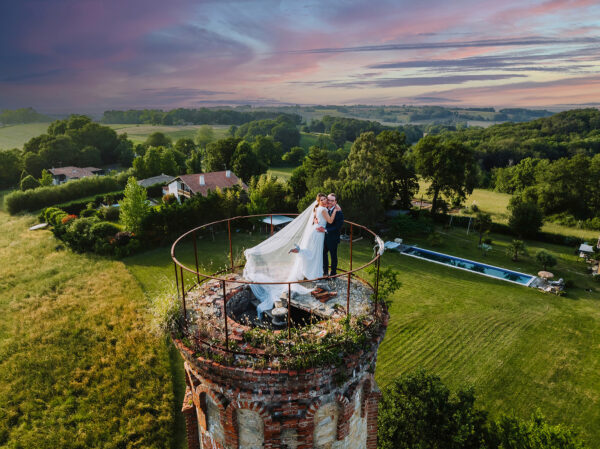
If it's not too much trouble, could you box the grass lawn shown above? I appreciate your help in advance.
[416,180,599,240]
[267,166,296,181]
[0,197,180,447]
[106,124,230,145]
[0,122,52,149]
[125,222,600,446]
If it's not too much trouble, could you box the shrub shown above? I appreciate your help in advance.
[98,206,120,222]
[20,174,40,191]
[62,217,101,252]
[61,214,77,225]
[162,193,177,205]
[90,221,120,239]
[80,208,97,218]
[391,214,434,237]
[4,175,125,214]
[536,250,558,271]
[114,231,133,246]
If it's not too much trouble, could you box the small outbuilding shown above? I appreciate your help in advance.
[579,243,595,258]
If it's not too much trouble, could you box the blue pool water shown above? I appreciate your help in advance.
[402,246,535,286]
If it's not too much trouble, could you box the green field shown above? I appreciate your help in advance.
[0,122,231,149]
[0,192,182,448]
[267,166,295,181]
[126,221,600,446]
[417,181,599,240]
[106,124,230,145]
[0,122,52,149]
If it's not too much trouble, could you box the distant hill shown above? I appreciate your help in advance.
[0,107,51,125]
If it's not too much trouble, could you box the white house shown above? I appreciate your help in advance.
[166,170,247,201]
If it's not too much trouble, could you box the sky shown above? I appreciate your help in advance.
[1,0,599,113]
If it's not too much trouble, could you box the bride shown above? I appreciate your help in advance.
[243,193,339,318]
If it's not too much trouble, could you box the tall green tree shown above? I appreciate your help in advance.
[195,125,214,149]
[204,137,241,172]
[144,132,171,148]
[508,197,543,238]
[474,211,493,245]
[119,177,149,234]
[231,141,267,183]
[185,149,203,174]
[414,135,476,214]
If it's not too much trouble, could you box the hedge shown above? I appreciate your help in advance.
[55,190,124,215]
[427,212,583,247]
[4,175,127,214]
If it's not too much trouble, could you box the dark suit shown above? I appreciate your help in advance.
[323,207,344,276]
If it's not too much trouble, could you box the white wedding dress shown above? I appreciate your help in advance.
[243,201,326,318]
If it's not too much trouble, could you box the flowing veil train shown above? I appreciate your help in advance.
[243,201,319,318]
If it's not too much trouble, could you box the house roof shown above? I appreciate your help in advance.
[175,171,248,196]
[579,243,594,253]
[49,166,101,178]
[137,174,175,188]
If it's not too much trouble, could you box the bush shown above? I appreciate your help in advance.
[80,208,97,218]
[162,193,177,205]
[149,291,182,337]
[4,175,125,214]
[114,231,133,246]
[20,174,40,191]
[90,221,120,239]
[391,214,434,237]
[98,206,120,222]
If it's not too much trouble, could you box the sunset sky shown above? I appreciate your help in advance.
[1,0,599,113]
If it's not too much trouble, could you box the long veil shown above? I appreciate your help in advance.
[243,201,317,318]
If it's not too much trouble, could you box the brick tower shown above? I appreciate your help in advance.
[171,217,388,449]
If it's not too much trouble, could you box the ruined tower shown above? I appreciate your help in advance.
[171,217,388,449]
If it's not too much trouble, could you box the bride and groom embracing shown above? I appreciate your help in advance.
[243,193,344,318]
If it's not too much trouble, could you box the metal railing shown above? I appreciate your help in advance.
[171,213,386,362]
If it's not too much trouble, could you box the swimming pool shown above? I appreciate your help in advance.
[402,246,535,286]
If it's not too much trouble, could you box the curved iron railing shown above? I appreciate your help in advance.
[171,213,386,362]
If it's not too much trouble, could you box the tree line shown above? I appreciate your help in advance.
[0,107,51,124]
[100,108,302,126]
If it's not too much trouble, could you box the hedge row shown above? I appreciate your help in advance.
[4,175,128,214]
[55,190,124,215]
[429,212,584,247]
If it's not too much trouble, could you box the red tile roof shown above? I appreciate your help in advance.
[49,166,102,178]
[177,171,248,196]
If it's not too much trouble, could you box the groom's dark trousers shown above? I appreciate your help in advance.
[323,208,344,276]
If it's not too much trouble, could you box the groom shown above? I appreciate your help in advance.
[318,193,344,276]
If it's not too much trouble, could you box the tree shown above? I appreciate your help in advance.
[144,132,171,148]
[378,369,488,449]
[115,135,135,167]
[338,180,384,226]
[508,197,543,238]
[204,137,241,172]
[414,135,476,214]
[330,123,346,147]
[271,122,300,151]
[174,138,196,156]
[339,131,417,209]
[39,169,53,187]
[185,149,203,174]
[20,174,40,191]
[252,136,282,166]
[475,211,492,245]
[508,239,525,261]
[536,250,557,271]
[282,146,305,166]
[0,149,22,188]
[119,177,149,234]
[195,125,214,149]
[489,411,586,449]
[160,149,180,176]
[231,141,267,183]
[77,145,102,167]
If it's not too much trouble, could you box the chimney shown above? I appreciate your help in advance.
[199,175,205,185]
[226,170,231,178]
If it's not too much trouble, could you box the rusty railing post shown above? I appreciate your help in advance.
[349,224,353,270]
[174,261,180,298]
[228,219,234,272]
[180,266,187,322]
[270,214,273,236]
[374,255,381,315]
[222,280,229,350]
[193,231,200,284]
[287,283,291,339]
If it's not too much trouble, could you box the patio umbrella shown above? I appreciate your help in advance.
[538,271,554,279]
